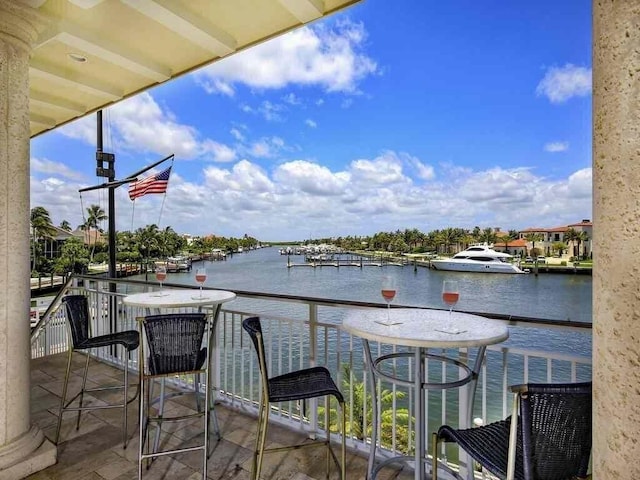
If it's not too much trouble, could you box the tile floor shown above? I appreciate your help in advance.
[27,353,414,480]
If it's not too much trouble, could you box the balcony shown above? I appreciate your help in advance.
[29,276,592,479]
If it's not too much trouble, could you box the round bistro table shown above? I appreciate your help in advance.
[342,308,509,480]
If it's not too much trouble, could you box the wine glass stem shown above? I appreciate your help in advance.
[200,285,203,298]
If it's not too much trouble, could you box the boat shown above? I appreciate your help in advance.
[430,244,525,274]
[156,255,192,272]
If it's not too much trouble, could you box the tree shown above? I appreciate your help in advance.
[478,227,498,245]
[59,220,72,231]
[552,241,566,257]
[319,365,413,453]
[55,237,89,274]
[497,233,514,254]
[84,204,107,232]
[438,228,462,254]
[30,206,57,272]
[525,233,544,257]
[577,231,589,260]
[564,228,579,258]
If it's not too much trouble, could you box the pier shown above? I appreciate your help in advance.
[286,253,411,268]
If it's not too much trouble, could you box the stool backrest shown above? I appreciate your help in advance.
[142,313,207,376]
[242,317,270,389]
[520,382,592,480]
[62,295,91,348]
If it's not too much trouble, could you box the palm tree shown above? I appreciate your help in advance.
[564,228,579,258]
[84,204,107,232]
[59,220,72,231]
[438,228,461,255]
[319,365,412,453]
[30,206,57,271]
[479,227,498,246]
[525,232,544,257]
[497,233,514,254]
[577,231,589,260]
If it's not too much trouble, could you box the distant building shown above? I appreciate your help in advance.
[493,238,528,257]
[519,219,592,258]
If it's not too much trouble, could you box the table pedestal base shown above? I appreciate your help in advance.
[363,343,485,480]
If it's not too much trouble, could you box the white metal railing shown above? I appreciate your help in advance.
[30,276,592,472]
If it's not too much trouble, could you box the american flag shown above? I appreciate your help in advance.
[128,167,172,200]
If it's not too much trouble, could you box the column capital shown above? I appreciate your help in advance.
[0,0,47,55]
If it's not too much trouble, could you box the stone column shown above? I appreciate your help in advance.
[0,1,56,478]
[593,2,640,478]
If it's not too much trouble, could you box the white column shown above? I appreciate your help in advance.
[593,2,640,478]
[0,1,56,478]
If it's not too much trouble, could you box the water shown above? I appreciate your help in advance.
[162,247,592,323]
[139,247,592,357]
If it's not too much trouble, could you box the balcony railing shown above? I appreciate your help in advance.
[30,275,592,476]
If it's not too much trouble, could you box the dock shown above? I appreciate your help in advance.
[286,253,408,268]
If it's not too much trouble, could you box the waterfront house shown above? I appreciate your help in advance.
[0,2,636,479]
[519,219,593,259]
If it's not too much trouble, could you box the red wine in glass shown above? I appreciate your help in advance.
[380,276,397,324]
[153,265,168,296]
[195,268,207,299]
[442,280,459,315]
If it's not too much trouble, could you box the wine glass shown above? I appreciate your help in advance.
[194,267,207,299]
[153,265,168,296]
[442,280,459,315]
[377,276,398,325]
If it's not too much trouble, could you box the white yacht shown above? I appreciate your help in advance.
[430,244,525,274]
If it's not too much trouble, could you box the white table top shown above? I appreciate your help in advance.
[342,308,508,348]
[123,289,236,308]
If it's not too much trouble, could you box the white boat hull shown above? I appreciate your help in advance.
[431,258,525,274]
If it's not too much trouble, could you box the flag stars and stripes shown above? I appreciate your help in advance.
[128,166,172,200]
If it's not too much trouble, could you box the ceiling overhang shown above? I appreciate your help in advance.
[29,0,362,137]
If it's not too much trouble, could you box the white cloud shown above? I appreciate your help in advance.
[349,152,409,186]
[544,141,569,153]
[57,93,207,159]
[201,140,237,163]
[536,64,592,104]
[274,160,348,195]
[305,119,317,128]
[194,20,377,96]
[242,137,286,159]
[30,148,593,241]
[31,157,86,181]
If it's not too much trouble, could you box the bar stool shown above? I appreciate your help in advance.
[242,316,346,480]
[137,312,213,479]
[55,294,140,448]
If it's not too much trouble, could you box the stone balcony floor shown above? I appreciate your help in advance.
[27,353,414,480]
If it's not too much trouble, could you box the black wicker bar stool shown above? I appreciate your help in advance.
[432,381,592,480]
[55,294,140,448]
[137,312,214,479]
[242,316,346,480]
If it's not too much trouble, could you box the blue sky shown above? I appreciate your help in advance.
[30,0,592,242]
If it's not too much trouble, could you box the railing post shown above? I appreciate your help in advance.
[308,302,318,436]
